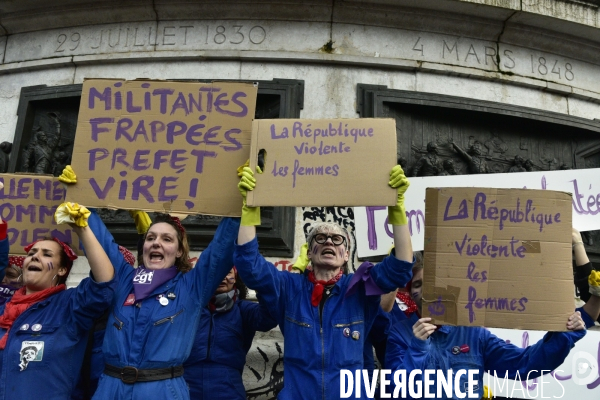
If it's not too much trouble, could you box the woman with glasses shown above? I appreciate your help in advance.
[233,165,415,400]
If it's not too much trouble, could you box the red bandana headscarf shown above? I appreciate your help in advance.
[307,269,343,306]
[0,285,66,349]
[396,291,419,317]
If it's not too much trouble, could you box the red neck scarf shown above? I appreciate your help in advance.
[0,285,66,349]
[307,269,343,306]
[395,291,419,317]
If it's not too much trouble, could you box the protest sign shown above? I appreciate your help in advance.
[67,79,257,216]
[0,174,80,255]
[354,168,600,257]
[422,187,573,331]
[246,118,397,207]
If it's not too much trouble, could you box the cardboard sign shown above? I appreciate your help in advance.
[67,79,257,216]
[247,118,397,207]
[422,187,573,331]
[0,174,81,255]
[354,168,600,257]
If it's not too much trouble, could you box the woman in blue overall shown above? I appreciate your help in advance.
[82,209,239,399]
[183,266,278,399]
[385,243,599,399]
[0,202,116,399]
[234,164,415,400]
[62,159,239,400]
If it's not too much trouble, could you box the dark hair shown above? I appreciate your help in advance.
[234,271,248,300]
[413,251,424,272]
[138,214,192,273]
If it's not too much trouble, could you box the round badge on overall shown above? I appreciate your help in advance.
[159,296,169,306]
[451,345,461,355]
[460,344,470,353]
[351,331,360,341]
[31,324,42,332]
[343,327,350,338]
[20,324,29,331]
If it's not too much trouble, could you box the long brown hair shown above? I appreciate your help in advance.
[137,214,193,273]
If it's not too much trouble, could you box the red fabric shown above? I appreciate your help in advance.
[0,285,66,349]
[169,216,185,235]
[0,221,6,241]
[118,245,136,266]
[396,291,419,317]
[8,256,25,269]
[307,269,343,307]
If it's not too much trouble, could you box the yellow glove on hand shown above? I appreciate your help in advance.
[589,270,600,297]
[482,385,492,399]
[55,202,91,227]
[387,165,410,226]
[237,164,261,226]
[58,165,77,184]
[292,243,310,273]
[128,210,151,234]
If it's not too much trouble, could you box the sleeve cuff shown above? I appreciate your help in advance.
[0,221,7,241]
[410,335,431,352]
[577,306,596,329]
[574,262,593,280]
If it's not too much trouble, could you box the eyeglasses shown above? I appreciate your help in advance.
[312,233,346,246]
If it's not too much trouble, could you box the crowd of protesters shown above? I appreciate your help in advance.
[0,161,596,400]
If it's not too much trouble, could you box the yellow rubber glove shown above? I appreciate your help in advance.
[58,165,77,184]
[128,210,152,234]
[237,164,261,226]
[482,385,492,399]
[55,202,91,227]
[589,270,600,297]
[292,243,310,273]
[387,165,410,226]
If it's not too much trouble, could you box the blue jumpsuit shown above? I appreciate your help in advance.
[87,211,240,400]
[0,275,116,399]
[183,300,277,399]
[234,238,413,400]
[385,311,590,399]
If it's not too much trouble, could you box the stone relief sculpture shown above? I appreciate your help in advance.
[439,159,457,176]
[507,155,527,173]
[411,142,443,176]
[0,142,12,173]
[21,112,69,175]
[450,139,490,174]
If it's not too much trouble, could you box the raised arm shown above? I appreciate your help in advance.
[483,311,586,378]
[86,210,130,280]
[73,225,114,282]
[388,165,413,262]
[193,216,240,307]
[572,228,600,321]
[55,203,114,282]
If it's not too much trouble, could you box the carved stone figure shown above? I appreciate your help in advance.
[524,159,534,172]
[22,112,62,174]
[508,155,527,173]
[450,139,490,174]
[411,142,443,176]
[0,142,12,173]
[439,159,457,176]
[51,150,69,177]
